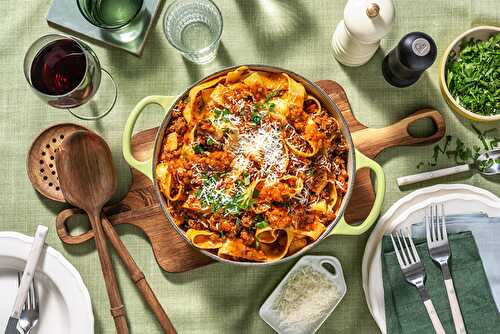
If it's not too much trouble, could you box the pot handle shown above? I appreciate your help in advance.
[122,95,177,181]
[329,150,385,235]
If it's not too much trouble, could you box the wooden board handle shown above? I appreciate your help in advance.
[353,108,446,158]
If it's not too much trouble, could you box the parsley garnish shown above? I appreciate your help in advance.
[242,172,251,186]
[418,124,500,169]
[250,91,279,125]
[265,91,279,102]
[196,173,255,215]
[254,215,268,229]
[251,110,262,125]
[446,33,500,116]
[213,107,230,119]
[192,143,205,154]
[206,137,216,146]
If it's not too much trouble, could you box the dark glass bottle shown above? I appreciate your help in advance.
[382,32,437,87]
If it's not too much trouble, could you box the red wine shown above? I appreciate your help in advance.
[30,39,86,95]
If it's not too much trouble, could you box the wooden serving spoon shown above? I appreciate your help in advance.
[56,130,129,334]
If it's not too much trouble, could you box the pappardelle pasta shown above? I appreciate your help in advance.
[156,67,349,262]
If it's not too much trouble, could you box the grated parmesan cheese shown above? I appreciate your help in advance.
[271,265,341,333]
[235,122,287,183]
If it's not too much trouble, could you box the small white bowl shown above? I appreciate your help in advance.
[439,26,500,122]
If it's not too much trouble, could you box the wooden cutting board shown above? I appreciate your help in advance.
[56,80,445,272]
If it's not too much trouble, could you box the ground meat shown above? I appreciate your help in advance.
[265,207,293,229]
[168,117,188,134]
[187,219,206,230]
[239,229,255,246]
[258,182,296,203]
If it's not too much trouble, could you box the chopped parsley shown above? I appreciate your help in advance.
[195,173,255,215]
[213,107,230,119]
[446,33,500,116]
[254,215,268,229]
[242,172,251,186]
[206,137,216,146]
[417,123,500,169]
[192,143,205,154]
[251,110,262,125]
[250,91,280,125]
[265,91,279,101]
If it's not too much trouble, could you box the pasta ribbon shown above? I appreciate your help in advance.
[255,226,279,243]
[285,139,319,158]
[287,237,308,255]
[296,222,326,241]
[305,94,322,114]
[226,66,249,83]
[181,125,197,158]
[184,76,226,123]
[282,73,306,113]
[164,132,178,152]
[181,193,209,213]
[308,180,338,215]
[218,239,267,262]
[243,71,287,91]
[186,229,223,249]
[259,229,294,262]
[156,162,183,201]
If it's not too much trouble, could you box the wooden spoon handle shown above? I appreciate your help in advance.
[101,218,177,333]
[88,212,129,334]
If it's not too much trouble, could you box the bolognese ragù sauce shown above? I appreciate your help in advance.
[156,67,348,262]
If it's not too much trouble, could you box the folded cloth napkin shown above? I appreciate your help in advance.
[382,231,500,334]
[411,214,500,310]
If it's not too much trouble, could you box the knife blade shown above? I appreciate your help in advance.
[4,318,20,334]
[4,225,48,334]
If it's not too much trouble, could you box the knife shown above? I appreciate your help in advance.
[5,225,48,334]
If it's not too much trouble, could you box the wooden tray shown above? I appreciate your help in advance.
[56,80,445,272]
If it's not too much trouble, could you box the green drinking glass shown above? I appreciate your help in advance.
[78,0,144,29]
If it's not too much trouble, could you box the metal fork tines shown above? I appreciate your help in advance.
[17,272,39,334]
[426,204,467,334]
[391,228,446,334]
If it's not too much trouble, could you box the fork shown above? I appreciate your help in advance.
[391,228,446,334]
[426,204,467,334]
[16,272,39,334]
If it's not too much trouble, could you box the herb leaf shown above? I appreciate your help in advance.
[445,33,500,116]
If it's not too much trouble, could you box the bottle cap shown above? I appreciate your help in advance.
[344,0,395,43]
[382,32,437,87]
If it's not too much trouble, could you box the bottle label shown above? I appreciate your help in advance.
[412,38,431,57]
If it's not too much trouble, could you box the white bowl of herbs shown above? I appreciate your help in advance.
[439,26,500,122]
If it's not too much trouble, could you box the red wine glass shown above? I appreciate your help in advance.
[23,34,117,120]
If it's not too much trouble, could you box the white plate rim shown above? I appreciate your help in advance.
[362,184,500,333]
[0,231,94,334]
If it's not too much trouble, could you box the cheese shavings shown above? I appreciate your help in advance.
[272,265,340,332]
[236,122,287,183]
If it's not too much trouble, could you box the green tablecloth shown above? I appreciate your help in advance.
[1,1,498,333]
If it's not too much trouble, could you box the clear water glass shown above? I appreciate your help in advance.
[163,0,223,64]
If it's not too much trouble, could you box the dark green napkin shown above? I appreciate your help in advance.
[382,231,500,333]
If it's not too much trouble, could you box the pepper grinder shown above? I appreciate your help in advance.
[331,0,395,67]
[382,32,437,87]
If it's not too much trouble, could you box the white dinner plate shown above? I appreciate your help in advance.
[362,184,500,334]
[0,232,93,334]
